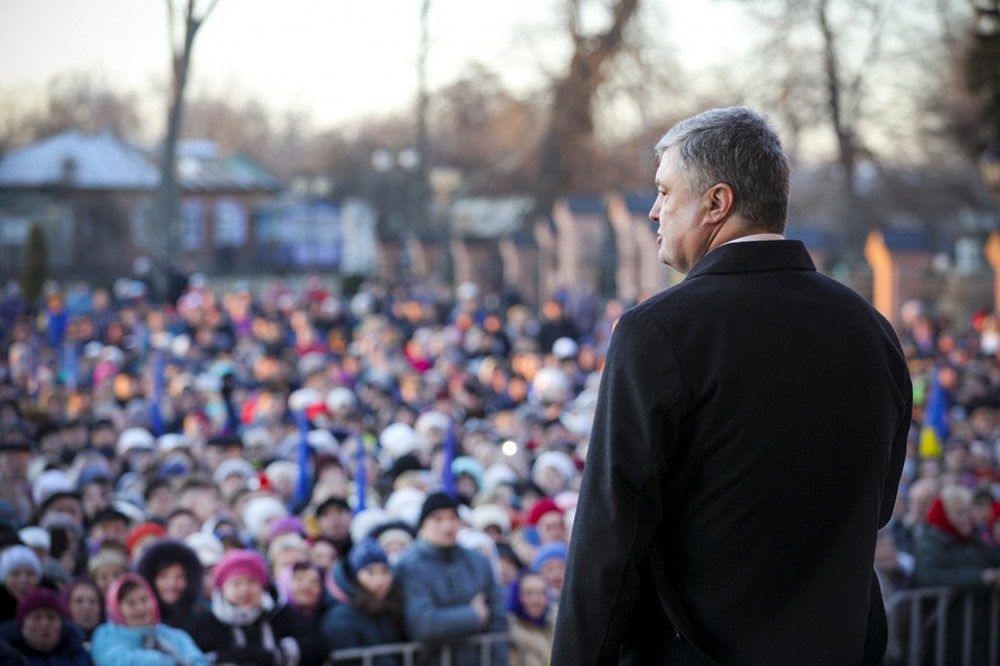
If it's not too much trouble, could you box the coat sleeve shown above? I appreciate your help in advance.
[89,625,177,666]
[550,309,683,666]
[400,564,484,641]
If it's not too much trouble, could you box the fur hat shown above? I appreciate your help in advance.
[135,539,203,611]
[417,492,459,530]
[16,587,67,628]
[212,549,269,590]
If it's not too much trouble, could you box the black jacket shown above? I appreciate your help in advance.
[551,241,911,665]
[189,600,328,666]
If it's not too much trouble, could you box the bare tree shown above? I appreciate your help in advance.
[533,0,643,221]
[738,0,970,258]
[0,72,142,154]
[153,0,220,298]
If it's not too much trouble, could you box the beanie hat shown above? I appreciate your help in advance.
[127,522,167,557]
[212,549,270,590]
[15,587,68,628]
[469,504,511,534]
[530,541,568,573]
[531,450,576,487]
[17,526,51,552]
[241,495,288,542]
[417,492,459,529]
[527,497,564,526]
[0,544,41,582]
[265,515,305,542]
[347,537,388,577]
[105,573,160,626]
[384,487,427,528]
[184,532,225,568]
[451,456,484,491]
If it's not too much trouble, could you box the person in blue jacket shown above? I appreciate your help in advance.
[322,537,405,666]
[90,573,207,666]
[395,492,508,666]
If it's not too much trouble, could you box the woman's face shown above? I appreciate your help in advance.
[5,566,39,598]
[356,563,393,601]
[222,574,263,609]
[69,585,102,631]
[92,564,125,596]
[120,586,156,627]
[309,541,337,571]
[289,568,321,609]
[518,574,549,621]
[22,608,62,653]
[154,563,187,606]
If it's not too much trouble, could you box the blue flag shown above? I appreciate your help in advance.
[150,350,165,437]
[354,436,367,515]
[292,410,312,510]
[442,420,456,499]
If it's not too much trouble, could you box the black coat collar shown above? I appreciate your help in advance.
[686,239,816,279]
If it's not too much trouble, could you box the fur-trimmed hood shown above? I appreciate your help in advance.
[134,538,204,626]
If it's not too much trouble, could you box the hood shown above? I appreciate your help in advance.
[135,538,204,617]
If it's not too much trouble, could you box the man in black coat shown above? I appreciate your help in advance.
[551,107,911,665]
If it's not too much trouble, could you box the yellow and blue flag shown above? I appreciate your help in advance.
[919,366,948,459]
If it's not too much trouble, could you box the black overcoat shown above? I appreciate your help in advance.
[551,240,911,665]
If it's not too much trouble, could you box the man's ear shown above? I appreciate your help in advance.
[706,183,735,223]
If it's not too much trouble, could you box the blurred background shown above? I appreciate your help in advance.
[0,0,998,325]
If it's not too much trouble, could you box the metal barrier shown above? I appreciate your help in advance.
[884,586,1000,666]
[326,632,521,666]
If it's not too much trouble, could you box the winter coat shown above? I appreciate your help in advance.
[913,501,1000,665]
[321,560,403,666]
[507,615,553,666]
[188,594,327,666]
[0,618,90,666]
[90,622,207,666]
[552,240,911,666]
[395,539,508,666]
[914,511,1000,589]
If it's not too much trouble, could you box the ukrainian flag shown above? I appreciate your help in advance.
[919,366,947,459]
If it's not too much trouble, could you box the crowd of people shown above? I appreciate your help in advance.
[0,274,611,665]
[0,271,993,664]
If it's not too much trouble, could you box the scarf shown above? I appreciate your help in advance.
[927,496,968,541]
[209,589,277,651]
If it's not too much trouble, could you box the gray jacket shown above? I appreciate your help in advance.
[395,538,508,665]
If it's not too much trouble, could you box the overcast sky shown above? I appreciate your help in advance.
[0,0,750,130]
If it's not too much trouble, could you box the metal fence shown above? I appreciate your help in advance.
[325,632,520,666]
[884,586,1000,666]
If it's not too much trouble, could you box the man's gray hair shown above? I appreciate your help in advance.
[655,107,790,232]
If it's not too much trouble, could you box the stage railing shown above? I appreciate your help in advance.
[326,631,519,666]
[884,585,1000,666]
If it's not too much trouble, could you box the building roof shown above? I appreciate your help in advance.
[0,130,159,190]
[0,132,284,194]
